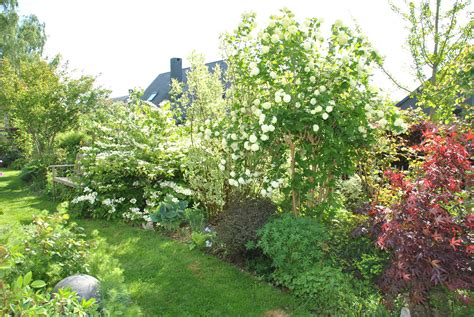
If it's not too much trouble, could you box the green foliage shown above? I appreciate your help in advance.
[390,0,473,123]
[216,196,276,258]
[336,174,368,212]
[184,206,206,232]
[19,159,47,189]
[0,135,22,167]
[258,213,388,314]
[150,195,188,231]
[0,272,99,316]
[172,52,228,216]
[56,130,88,162]
[258,214,329,278]
[0,212,91,286]
[0,57,106,164]
[1,170,310,316]
[326,208,389,283]
[183,147,227,217]
[0,0,46,69]
[0,211,141,316]
[190,231,215,251]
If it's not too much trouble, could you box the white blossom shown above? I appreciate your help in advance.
[326,106,333,113]
[283,94,291,103]
[288,25,298,35]
[394,118,405,127]
[322,113,329,120]
[337,32,349,45]
[378,118,388,128]
[271,33,280,43]
[313,124,319,132]
[250,143,260,151]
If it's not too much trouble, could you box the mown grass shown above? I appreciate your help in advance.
[0,168,311,316]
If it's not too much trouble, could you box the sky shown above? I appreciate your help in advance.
[18,0,418,101]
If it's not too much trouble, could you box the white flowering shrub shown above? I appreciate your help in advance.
[72,94,191,221]
[220,9,406,215]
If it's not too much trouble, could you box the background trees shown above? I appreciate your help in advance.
[0,0,45,69]
[388,0,472,123]
[0,57,106,162]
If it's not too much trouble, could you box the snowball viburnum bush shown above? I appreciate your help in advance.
[221,9,404,215]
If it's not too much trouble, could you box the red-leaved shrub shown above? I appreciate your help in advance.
[370,124,473,307]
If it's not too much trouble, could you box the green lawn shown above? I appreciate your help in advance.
[0,169,311,317]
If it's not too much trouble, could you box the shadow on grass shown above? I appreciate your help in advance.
[77,220,310,317]
[1,169,310,316]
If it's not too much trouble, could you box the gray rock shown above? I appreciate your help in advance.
[53,274,100,302]
[400,307,411,317]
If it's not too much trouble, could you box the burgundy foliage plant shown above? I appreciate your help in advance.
[369,124,473,306]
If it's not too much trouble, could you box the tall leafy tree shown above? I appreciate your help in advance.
[386,0,472,122]
[0,57,107,161]
[0,0,46,67]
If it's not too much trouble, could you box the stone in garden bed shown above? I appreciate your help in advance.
[53,274,100,302]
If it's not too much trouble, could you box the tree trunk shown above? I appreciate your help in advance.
[429,0,441,119]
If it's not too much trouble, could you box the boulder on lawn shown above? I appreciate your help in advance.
[53,274,100,302]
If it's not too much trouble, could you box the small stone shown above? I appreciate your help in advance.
[53,274,100,302]
[142,221,154,230]
[400,307,411,317]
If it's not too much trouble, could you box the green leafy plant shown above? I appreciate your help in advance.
[0,212,90,286]
[184,206,206,232]
[150,195,188,231]
[258,214,329,278]
[258,213,388,314]
[190,231,215,250]
[0,272,99,316]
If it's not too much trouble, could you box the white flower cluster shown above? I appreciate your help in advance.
[72,187,98,205]
[227,169,261,187]
[365,104,387,128]
[123,206,146,222]
[102,197,126,214]
[159,181,193,196]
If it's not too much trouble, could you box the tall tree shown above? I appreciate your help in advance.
[0,57,107,161]
[0,0,46,67]
[387,0,472,122]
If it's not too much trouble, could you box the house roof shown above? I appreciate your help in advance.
[141,60,227,106]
